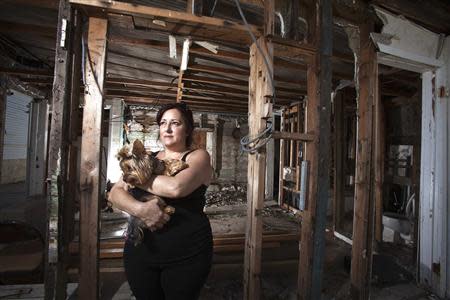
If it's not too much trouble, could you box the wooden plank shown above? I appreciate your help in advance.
[176,39,191,102]
[0,80,6,181]
[0,67,54,77]
[333,92,345,231]
[373,78,384,243]
[70,0,261,35]
[44,1,74,299]
[298,0,333,299]
[78,17,108,300]
[244,1,274,298]
[278,109,286,206]
[272,131,314,141]
[350,21,377,300]
[109,35,250,60]
[66,9,83,244]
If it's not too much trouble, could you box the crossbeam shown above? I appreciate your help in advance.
[69,0,261,35]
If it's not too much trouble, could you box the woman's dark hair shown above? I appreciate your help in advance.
[156,102,194,147]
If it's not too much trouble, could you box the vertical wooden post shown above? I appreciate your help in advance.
[79,17,108,300]
[243,1,274,298]
[243,37,273,300]
[350,21,377,300]
[374,82,384,243]
[0,78,6,181]
[44,1,73,299]
[65,7,82,255]
[334,92,345,231]
[278,109,286,205]
[298,0,332,299]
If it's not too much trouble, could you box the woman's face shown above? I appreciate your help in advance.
[159,108,188,148]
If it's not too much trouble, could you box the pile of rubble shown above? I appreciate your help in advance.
[205,184,247,208]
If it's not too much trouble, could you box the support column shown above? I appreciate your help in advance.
[79,17,108,300]
[243,36,274,300]
[106,99,124,183]
[44,1,74,298]
[374,81,384,243]
[298,0,332,299]
[350,21,378,300]
[243,1,274,297]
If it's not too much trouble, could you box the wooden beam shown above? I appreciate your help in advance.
[350,21,377,300]
[278,109,286,206]
[78,17,108,300]
[66,9,83,246]
[0,67,54,77]
[243,0,274,298]
[44,1,74,299]
[106,77,175,88]
[298,0,333,299]
[374,78,384,243]
[272,131,315,141]
[70,0,261,35]
[243,39,272,300]
[176,39,191,102]
[0,78,6,184]
[333,92,345,231]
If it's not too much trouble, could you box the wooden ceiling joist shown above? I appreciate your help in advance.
[70,0,261,37]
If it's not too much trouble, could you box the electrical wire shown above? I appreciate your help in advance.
[232,0,277,153]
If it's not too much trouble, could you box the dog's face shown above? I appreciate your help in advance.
[117,139,156,187]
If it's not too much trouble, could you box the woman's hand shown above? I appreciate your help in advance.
[136,196,171,231]
[108,176,171,231]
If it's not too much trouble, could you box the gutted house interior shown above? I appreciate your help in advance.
[0,0,449,299]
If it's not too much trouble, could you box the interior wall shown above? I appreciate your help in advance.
[1,89,31,184]
[374,7,450,297]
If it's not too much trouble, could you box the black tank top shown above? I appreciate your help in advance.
[129,150,212,263]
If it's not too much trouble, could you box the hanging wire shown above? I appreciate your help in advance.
[232,0,277,154]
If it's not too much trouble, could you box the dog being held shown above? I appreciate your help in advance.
[117,139,188,246]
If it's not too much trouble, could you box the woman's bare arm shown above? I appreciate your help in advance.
[108,178,170,229]
[139,149,212,198]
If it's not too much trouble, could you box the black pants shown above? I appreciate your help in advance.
[124,243,212,300]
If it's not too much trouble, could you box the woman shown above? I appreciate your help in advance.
[109,102,213,300]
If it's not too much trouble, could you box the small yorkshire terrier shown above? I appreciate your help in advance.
[117,139,188,245]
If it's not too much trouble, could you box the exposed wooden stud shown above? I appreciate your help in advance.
[243,38,274,299]
[44,1,74,299]
[78,17,108,300]
[333,91,345,232]
[66,9,82,245]
[0,78,6,182]
[374,79,384,243]
[350,21,377,300]
[243,0,274,298]
[278,109,286,206]
[298,0,333,299]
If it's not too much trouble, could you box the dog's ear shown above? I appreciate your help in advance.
[132,139,146,158]
[117,145,132,160]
